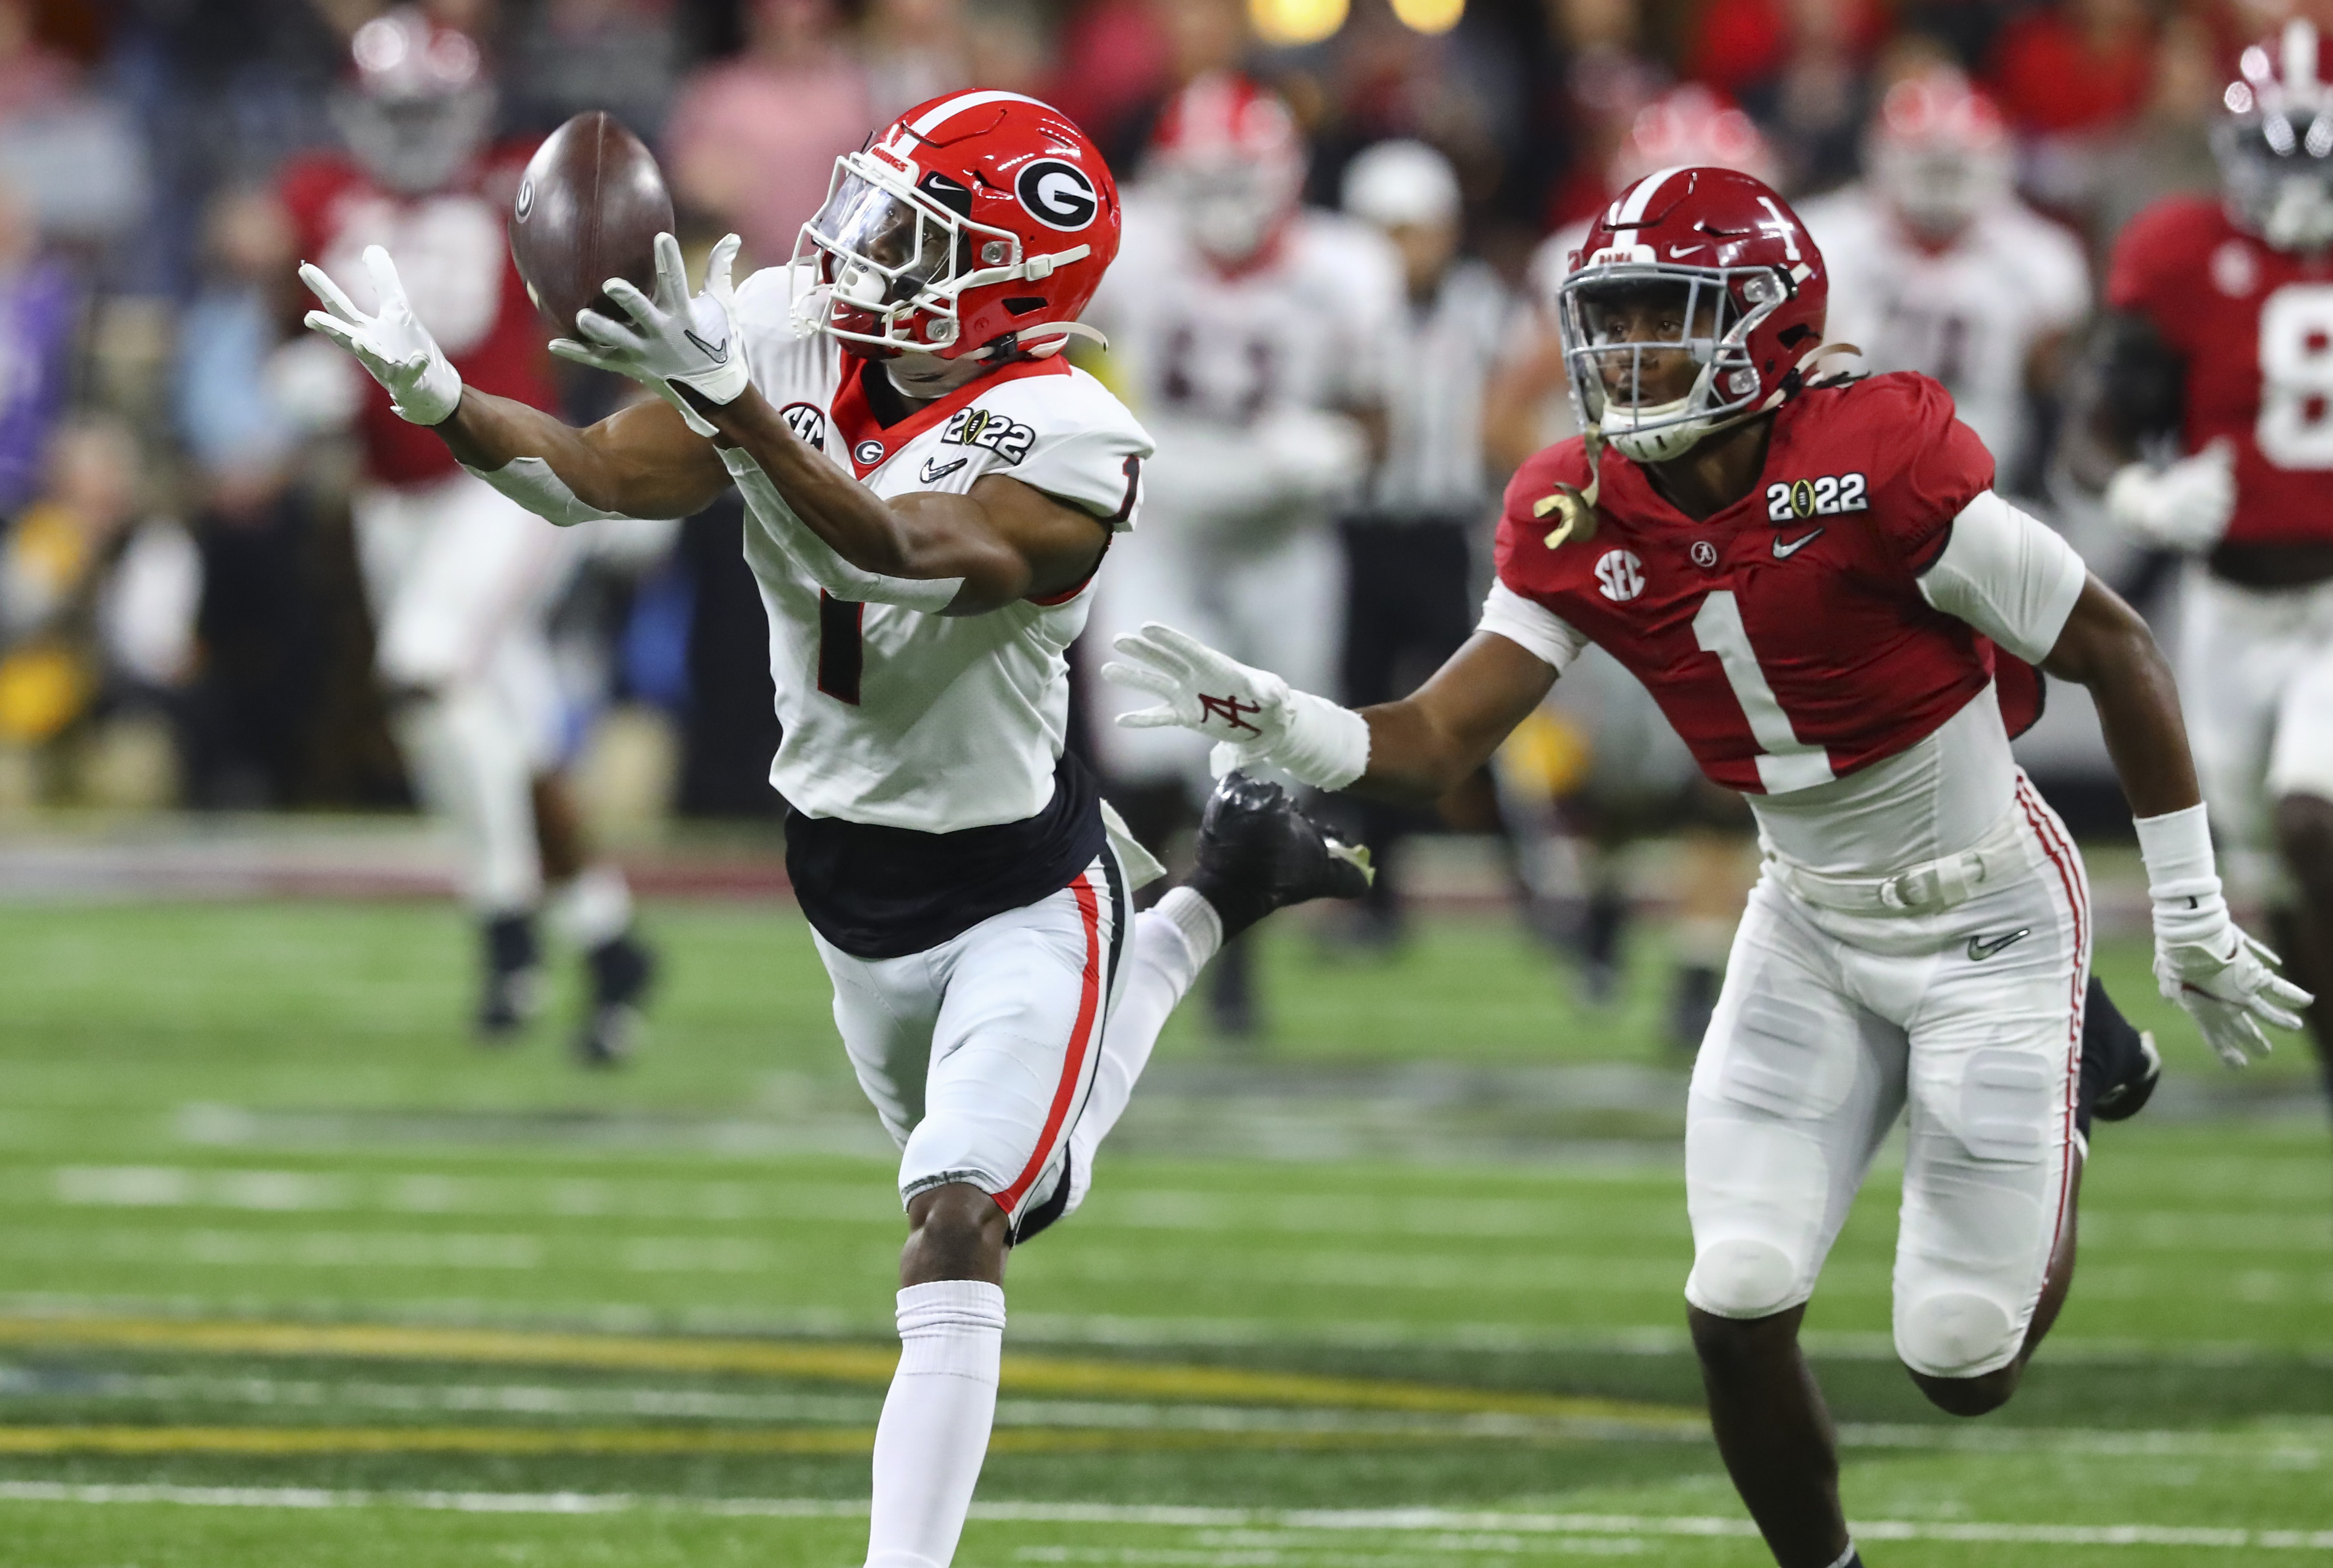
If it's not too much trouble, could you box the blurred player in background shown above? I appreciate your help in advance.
[1083,72,1402,1033]
[1798,69,2089,492]
[1329,139,1509,948]
[283,7,656,1062]
[1487,85,1777,1049]
[298,88,1370,1568]
[1108,165,2298,1568]
[2087,19,2333,1133]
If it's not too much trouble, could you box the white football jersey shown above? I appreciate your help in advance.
[1085,199,1404,526]
[1797,188,2089,477]
[729,266,1153,834]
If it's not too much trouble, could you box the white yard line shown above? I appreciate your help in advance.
[0,1483,2328,1550]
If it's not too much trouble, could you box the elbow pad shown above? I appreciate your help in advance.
[720,447,964,613]
[463,458,630,528]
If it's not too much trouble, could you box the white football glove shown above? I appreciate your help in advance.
[1101,622,1371,791]
[2105,439,2236,553]
[2135,802,2312,1067]
[298,245,462,427]
[553,231,748,435]
[2151,893,2310,1067]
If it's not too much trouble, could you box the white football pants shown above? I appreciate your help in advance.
[354,472,578,915]
[1686,777,2089,1379]
[2181,564,2333,892]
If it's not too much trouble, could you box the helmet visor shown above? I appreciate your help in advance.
[809,171,962,307]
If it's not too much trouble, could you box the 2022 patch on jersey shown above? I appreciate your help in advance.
[727,266,1153,836]
[1495,372,2000,794]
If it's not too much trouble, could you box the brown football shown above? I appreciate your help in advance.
[507,110,674,336]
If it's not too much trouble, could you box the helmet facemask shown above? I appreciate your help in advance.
[1557,264,1787,462]
[1875,140,2009,242]
[1156,156,1299,265]
[2217,115,2333,250]
[794,151,1093,360]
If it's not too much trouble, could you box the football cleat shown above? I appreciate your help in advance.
[477,911,544,1043]
[576,931,657,1069]
[2078,976,2162,1134]
[1185,771,1373,943]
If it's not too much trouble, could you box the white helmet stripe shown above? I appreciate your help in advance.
[2288,17,2318,95]
[1613,165,1691,226]
[909,89,1056,137]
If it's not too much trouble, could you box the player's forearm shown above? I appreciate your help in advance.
[2042,583,2200,818]
[437,388,613,499]
[705,388,1014,589]
[1349,634,1558,805]
[1349,700,1489,806]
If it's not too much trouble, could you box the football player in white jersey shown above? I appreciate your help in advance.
[1081,71,1403,1032]
[297,90,1369,1568]
[1795,68,2089,486]
[284,7,659,1062]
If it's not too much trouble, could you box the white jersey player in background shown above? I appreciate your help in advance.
[1082,71,1402,1033]
[1796,68,2090,488]
[281,7,659,1063]
[297,90,1369,1568]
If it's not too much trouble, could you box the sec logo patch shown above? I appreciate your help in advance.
[780,402,827,452]
[1595,549,1645,603]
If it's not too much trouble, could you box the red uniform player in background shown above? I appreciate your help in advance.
[282,6,656,1061]
[2093,18,2333,1133]
[1105,167,2305,1567]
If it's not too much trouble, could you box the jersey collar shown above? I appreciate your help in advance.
[829,355,1070,480]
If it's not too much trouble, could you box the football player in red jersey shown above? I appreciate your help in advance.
[282,7,657,1061]
[1108,167,2307,1568]
[2091,18,2333,1132]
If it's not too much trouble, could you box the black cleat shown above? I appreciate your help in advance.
[477,912,543,1043]
[1185,772,1373,943]
[576,931,657,1068]
[2079,975,2162,1135]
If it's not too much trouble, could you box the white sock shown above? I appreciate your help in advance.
[866,1279,1006,1568]
[393,685,541,912]
[551,864,633,949]
[1066,904,1213,1193]
[1823,1543,1860,1568]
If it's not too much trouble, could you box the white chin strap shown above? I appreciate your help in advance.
[1602,393,1713,462]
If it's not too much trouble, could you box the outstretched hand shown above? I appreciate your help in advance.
[551,232,748,435]
[299,245,462,426]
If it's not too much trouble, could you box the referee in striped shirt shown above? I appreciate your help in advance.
[1335,141,1513,944]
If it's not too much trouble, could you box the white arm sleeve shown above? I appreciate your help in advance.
[462,458,632,527]
[1916,490,2088,664]
[720,447,965,614]
[1478,579,1590,674]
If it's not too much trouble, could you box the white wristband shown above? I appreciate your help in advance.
[1272,688,1372,792]
[463,458,628,527]
[721,447,964,613]
[2135,801,2219,903]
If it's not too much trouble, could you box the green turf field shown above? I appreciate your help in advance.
[0,898,2327,1566]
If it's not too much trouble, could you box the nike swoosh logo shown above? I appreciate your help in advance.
[683,329,730,364]
[1668,245,1702,258]
[920,456,968,484]
[1772,528,1824,559]
[1967,928,2032,962]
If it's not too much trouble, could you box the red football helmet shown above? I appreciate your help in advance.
[1556,166,1829,462]
[331,5,495,195]
[1611,85,1777,191]
[1868,69,2011,242]
[1143,73,1305,266]
[793,90,1122,362]
[2217,18,2333,251]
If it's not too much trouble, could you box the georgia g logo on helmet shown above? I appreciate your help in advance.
[1016,158,1099,230]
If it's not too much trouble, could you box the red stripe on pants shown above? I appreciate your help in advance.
[994,874,1104,1213]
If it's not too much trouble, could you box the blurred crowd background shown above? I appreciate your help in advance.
[0,0,2247,821]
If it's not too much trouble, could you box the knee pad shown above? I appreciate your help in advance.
[1896,1291,2017,1377]
[1686,1237,1802,1319]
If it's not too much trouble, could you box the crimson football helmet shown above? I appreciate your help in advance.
[1144,73,1306,266]
[330,6,494,195]
[1868,69,2011,242]
[1556,167,1828,462]
[2217,18,2333,252]
[793,90,1122,362]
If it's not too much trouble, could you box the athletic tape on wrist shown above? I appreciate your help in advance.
[721,448,964,613]
[463,459,629,527]
[2134,802,2218,901]
[1270,688,1371,792]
